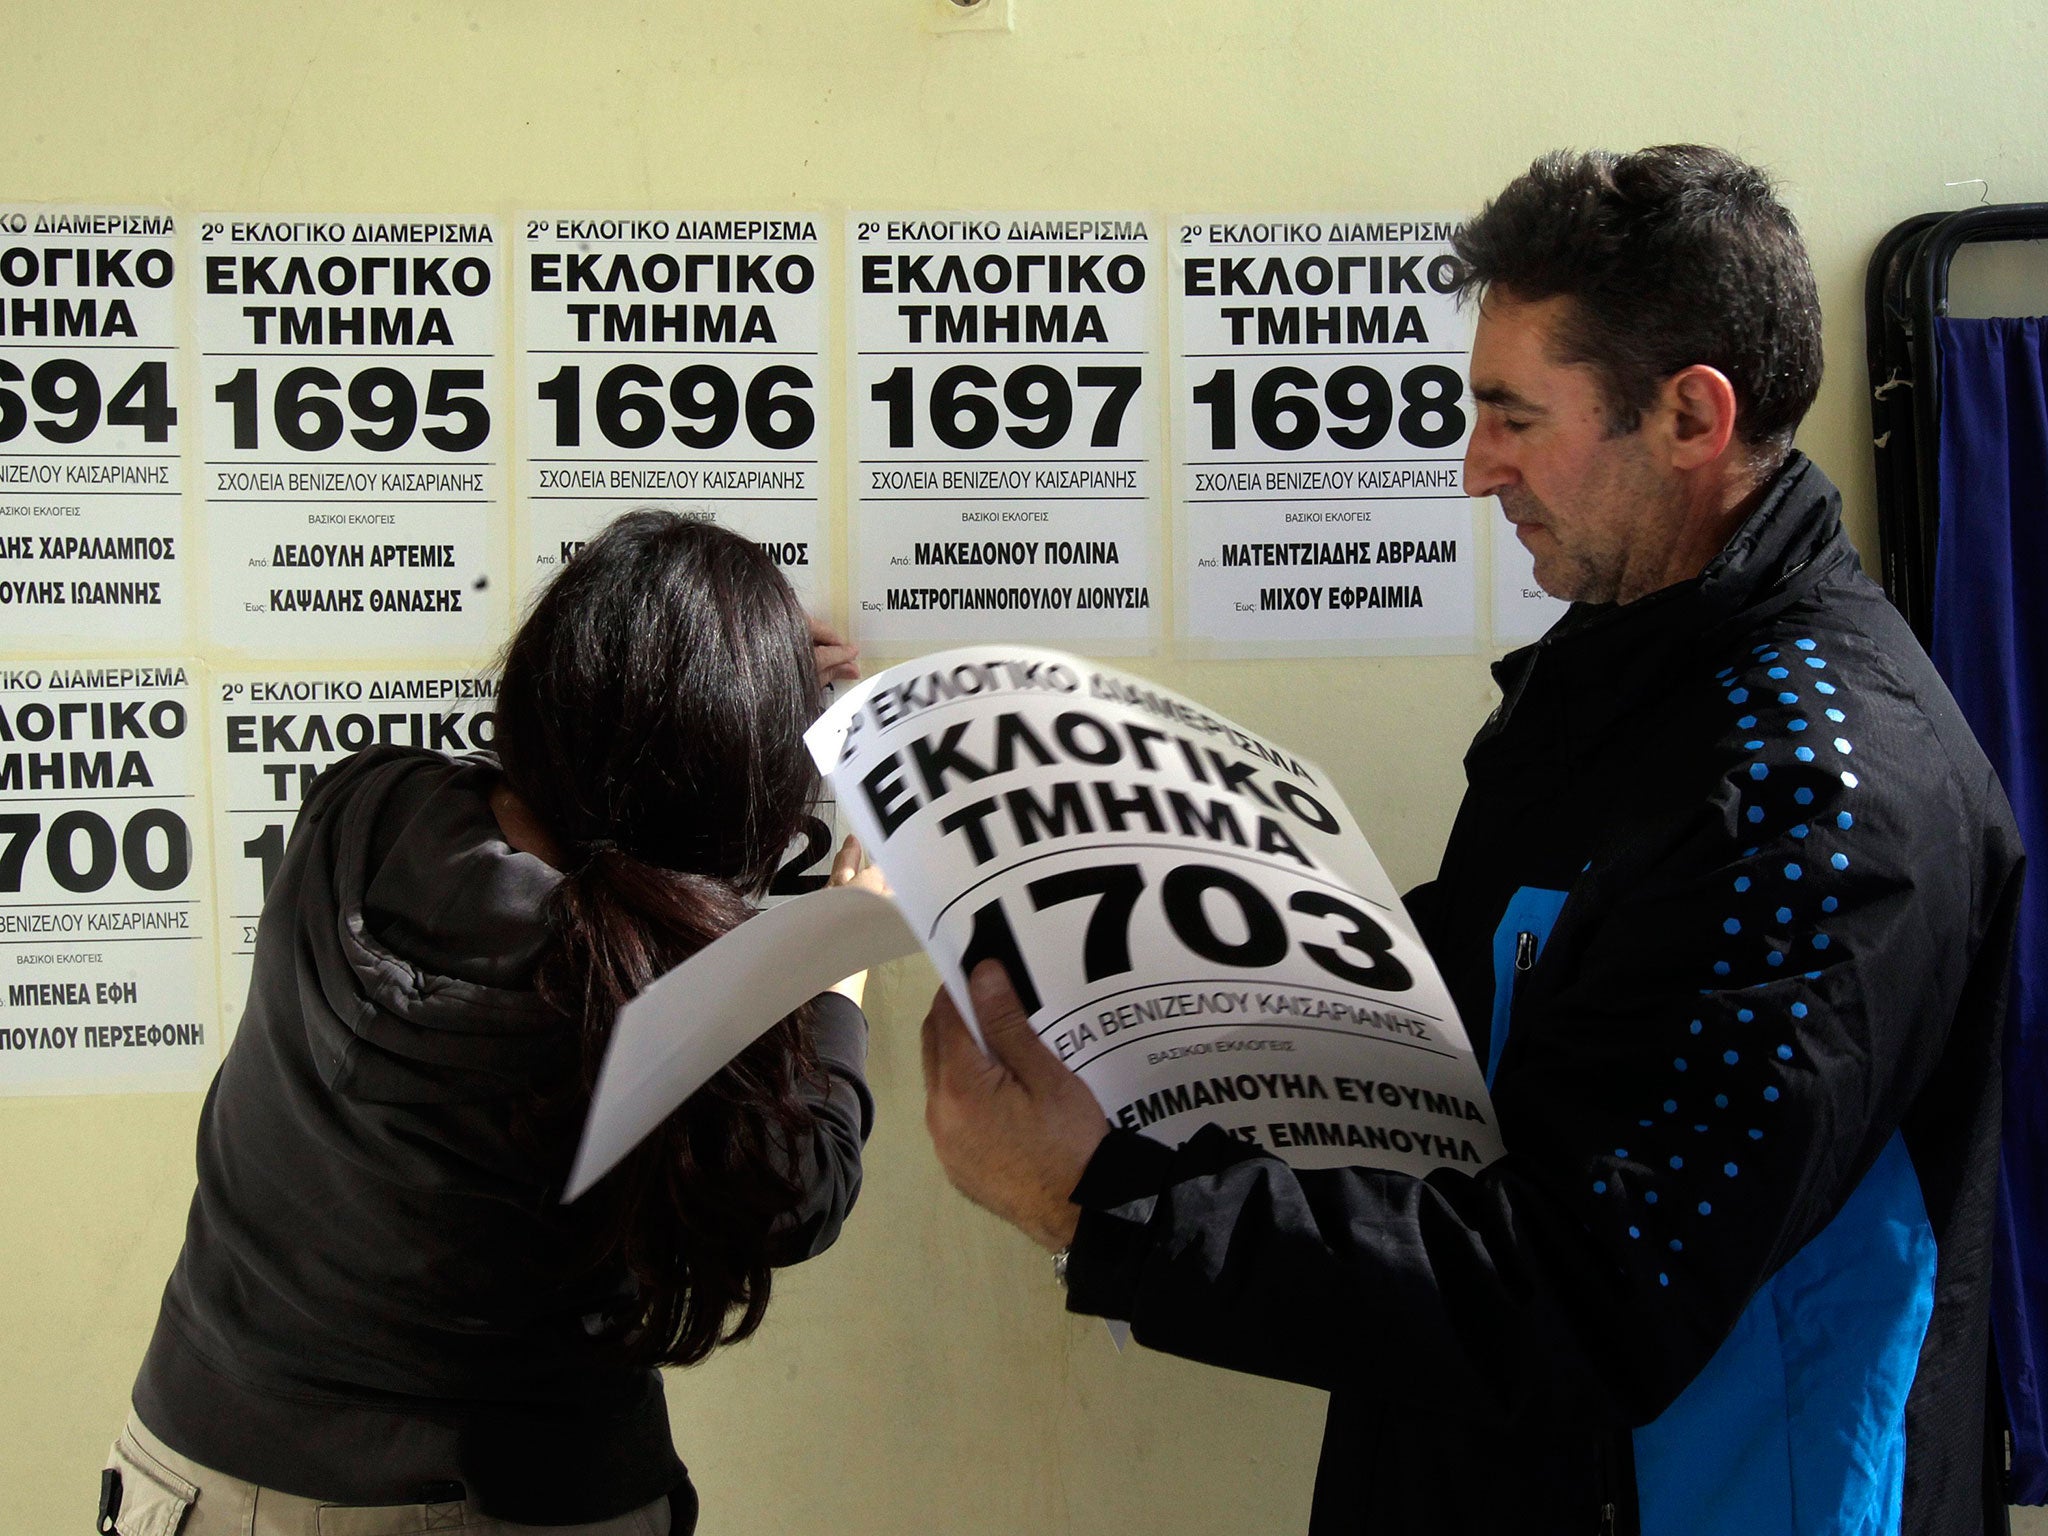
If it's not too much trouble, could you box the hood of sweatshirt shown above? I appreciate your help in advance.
[290,744,571,1102]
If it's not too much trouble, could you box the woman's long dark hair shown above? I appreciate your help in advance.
[496,510,824,1367]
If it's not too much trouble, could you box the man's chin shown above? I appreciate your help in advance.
[1516,526,1562,580]
[1525,549,1579,603]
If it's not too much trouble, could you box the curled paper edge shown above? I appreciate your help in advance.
[564,883,919,1202]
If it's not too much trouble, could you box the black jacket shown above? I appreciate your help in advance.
[134,747,873,1521]
[1064,456,2024,1534]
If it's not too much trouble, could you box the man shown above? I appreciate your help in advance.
[921,146,2025,1535]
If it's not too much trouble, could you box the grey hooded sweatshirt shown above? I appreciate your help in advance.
[133,746,872,1521]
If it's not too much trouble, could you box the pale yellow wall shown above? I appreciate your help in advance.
[3,2,2045,1531]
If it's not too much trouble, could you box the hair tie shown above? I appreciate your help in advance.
[573,837,621,874]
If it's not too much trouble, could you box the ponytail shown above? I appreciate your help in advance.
[538,845,821,1367]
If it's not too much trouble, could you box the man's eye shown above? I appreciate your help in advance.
[1502,418,1532,434]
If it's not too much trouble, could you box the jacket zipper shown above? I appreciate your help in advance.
[1594,1429,1623,1536]
[1492,931,1538,1084]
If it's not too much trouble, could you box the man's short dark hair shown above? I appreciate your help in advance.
[1453,145,1823,454]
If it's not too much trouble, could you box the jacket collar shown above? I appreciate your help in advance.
[1690,451,1850,631]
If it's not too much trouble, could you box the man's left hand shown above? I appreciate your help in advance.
[921,961,1110,1252]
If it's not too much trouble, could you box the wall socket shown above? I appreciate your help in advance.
[927,0,1015,34]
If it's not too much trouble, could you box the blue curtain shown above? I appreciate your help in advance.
[1933,315,2048,1503]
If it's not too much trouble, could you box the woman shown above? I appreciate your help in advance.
[103,513,877,1535]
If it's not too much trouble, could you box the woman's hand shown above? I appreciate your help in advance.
[808,614,861,686]
[827,835,889,1006]
[829,833,890,898]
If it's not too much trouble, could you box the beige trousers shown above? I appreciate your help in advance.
[101,1416,673,1536]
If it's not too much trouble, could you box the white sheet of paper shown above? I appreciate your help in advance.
[195,214,509,657]
[846,213,1165,654]
[0,206,186,650]
[806,646,1502,1177]
[514,211,830,613]
[0,662,218,1096]
[1171,215,1479,658]
[564,883,917,1200]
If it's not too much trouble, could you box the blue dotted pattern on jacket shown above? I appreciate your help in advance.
[1585,637,1860,1286]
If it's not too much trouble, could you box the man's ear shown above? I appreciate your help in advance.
[1656,364,1740,471]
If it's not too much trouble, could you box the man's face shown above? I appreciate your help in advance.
[1463,293,1673,605]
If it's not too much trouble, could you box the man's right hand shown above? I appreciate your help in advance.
[921,961,1110,1253]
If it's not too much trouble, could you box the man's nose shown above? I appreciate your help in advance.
[1463,419,1516,499]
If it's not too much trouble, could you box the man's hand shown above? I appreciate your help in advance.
[808,613,861,686]
[921,961,1110,1252]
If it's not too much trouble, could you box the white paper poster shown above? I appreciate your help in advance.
[0,661,215,1094]
[848,215,1163,652]
[571,648,1501,1194]
[1491,517,1568,645]
[814,648,1497,1168]
[208,668,498,1029]
[0,208,185,649]
[1174,218,1478,655]
[517,214,827,609]
[195,216,508,657]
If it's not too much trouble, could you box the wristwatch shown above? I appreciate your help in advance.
[1052,1246,1071,1289]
